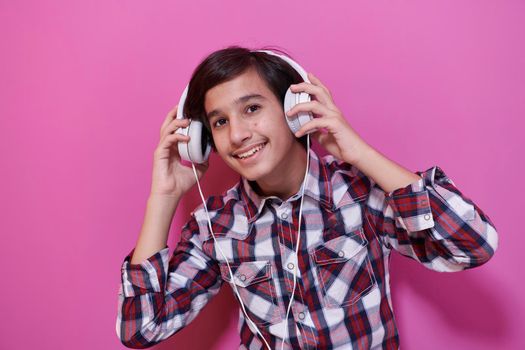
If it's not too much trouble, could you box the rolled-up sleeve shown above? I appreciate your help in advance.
[367,165,498,272]
[116,216,222,348]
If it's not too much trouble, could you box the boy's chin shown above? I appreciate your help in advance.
[235,166,271,182]
[238,170,263,182]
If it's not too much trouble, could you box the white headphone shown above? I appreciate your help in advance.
[175,49,314,163]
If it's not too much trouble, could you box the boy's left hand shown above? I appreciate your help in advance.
[286,72,371,166]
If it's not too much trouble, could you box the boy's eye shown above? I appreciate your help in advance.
[246,104,261,113]
[213,118,227,128]
[211,105,260,128]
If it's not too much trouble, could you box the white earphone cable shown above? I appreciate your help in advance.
[191,163,272,350]
[280,134,310,350]
[189,132,310,350]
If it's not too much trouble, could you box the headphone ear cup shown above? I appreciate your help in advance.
[284,87,314,135]
[176,120,211,164]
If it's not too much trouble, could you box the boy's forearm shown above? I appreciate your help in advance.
[130,194,181,265]
[353,145,421,194]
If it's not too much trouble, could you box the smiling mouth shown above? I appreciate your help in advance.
[233,142,268,159]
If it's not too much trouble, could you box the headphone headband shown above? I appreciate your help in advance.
[252,49,311,84]
[177,49,309,121]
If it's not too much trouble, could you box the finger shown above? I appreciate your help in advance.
[160,104,179,131]
[161,117,191,138]
[289,82,332,106]
[307,72,331,95]
[160,132,190,148]
[314,130,331,146]
[286,100,332,119]
[294,117,334,138]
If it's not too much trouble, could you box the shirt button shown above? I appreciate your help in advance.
[338,251,345,258]
[424,214,431,221]
[281,212,288,219]
[298,312,305,320]
[287,262,295,270]
[239,274,247,282]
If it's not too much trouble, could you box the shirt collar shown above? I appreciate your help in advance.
[237,149,333,223]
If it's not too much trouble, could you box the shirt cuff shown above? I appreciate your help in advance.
[385,166,449,233]
[119,246,170,297]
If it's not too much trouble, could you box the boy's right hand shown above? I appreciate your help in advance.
[150,105,209,198]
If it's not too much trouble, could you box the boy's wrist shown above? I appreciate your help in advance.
[148,192,182,203]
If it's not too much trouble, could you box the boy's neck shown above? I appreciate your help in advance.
[250,142,308,201]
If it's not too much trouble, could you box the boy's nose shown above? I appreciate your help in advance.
[229,117,252,145]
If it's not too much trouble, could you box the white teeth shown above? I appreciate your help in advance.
[236,143,266,159]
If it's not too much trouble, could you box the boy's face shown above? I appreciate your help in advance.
[204,68,300,183]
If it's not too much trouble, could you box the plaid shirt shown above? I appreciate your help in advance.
[116,150,498,349]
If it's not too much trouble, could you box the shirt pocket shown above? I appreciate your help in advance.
[310,227,376,308]
[220,260,283,327]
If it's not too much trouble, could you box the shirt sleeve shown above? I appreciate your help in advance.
[115,215,222,348]
[365,165,499,272]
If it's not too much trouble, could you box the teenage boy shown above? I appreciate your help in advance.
[116,46,498,349]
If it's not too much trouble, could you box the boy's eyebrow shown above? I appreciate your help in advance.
[206,94,267,119]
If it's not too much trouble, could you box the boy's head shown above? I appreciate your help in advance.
[183,46,309,184]
[183,46,307,150]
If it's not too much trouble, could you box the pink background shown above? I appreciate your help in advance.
[1,0,523,349]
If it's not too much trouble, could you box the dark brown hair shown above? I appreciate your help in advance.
[182,45,307,150]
